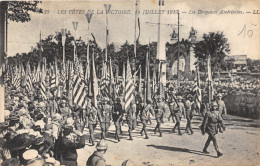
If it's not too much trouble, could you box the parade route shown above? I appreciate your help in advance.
[77,114,260,166]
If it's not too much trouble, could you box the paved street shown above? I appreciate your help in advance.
[78,114,260,166]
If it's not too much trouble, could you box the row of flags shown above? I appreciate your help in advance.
[5,50,215,113]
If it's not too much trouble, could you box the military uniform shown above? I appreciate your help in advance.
[140,103,154,139]
[202,102,225,157]
[112,100,123,142]
[86,106,97,146]
[154,98,167,137]
[86,151,106,166]
[217,100,227,116]
[185,96,195,134]
[172,97,185,135]
[126,102,137,140]
[98,101,112,140]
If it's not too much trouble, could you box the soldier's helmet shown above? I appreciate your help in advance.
[176,96,183,100]
[187,94,193,99]
[211,101,218,108]
[96,140,108,150]
[116,97,121,102]
[217,93,223,97]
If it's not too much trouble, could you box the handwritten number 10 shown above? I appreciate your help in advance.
[238,24,253,37]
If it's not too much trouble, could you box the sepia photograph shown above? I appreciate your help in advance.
[0,0,259,165]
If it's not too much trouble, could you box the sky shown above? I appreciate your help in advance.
[7,0,260,60]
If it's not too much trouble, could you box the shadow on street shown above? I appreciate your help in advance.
[146,144,217,158]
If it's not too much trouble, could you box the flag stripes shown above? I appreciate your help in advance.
[124,58,135,112]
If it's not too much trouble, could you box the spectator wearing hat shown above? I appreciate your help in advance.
[57,120,85,166]
[3,133,34,161]
[86,140,107,166]
[112,98,123,142]
[1,158,21,166]
[140,100,154,139]
[201,101,225,157]
[185,94,195,135]
[172,96,185,135]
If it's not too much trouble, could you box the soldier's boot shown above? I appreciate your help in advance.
[129,129,133,140]
[168,115,171,121]
[172,123,177,133]
[158,125,162,137]
[214,144,223,157]
[140,129,143,136]
[178,125,182,135]
[203,139,211,154]
[120,127,123,135]
[185,125,189,133]
[154,125,158,134]
[90,135,95,146]
[144,130,149,139]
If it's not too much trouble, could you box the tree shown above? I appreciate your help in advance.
[0,1,42,122]
[193,32,230,72]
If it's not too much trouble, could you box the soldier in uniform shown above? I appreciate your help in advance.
[185,94,195,134]
[172,96,186,135]
[216,93,227,118]
[216,93,227,133]
[153,97,167,137]
[201,101,225,157]
[126,100,136,140]
[86,103,98,146]
[59,99,71,120]
[97,99,112,140]
[140,100,154,139]
[86,140,107,166]
[112,98,123,142]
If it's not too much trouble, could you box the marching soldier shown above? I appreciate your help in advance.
[201,101,225,157]
[59,99,71,120]
[97,98,112,140]
[126,100,136,140]
[185,94,195,134]
[216,93,227,118]
[140,100,154,139]
[153,97,167,137]
[112,98,123,142]
[166,86,176,123]
[86,103,98,146]
[172,96,186,135]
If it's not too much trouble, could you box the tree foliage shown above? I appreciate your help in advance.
[193,32,230,72]
[7,1,43,22]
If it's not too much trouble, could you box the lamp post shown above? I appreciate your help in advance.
[85,12,93,82]
[104,4,111,63]
[72,21,78,62]
[61,28,67,71]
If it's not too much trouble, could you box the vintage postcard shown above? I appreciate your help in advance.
[0,0,259,166]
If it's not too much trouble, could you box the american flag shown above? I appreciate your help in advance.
[124,58,135,113]
[192,65,202,112]
[73,75,88,109]
[100,61,109,98]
